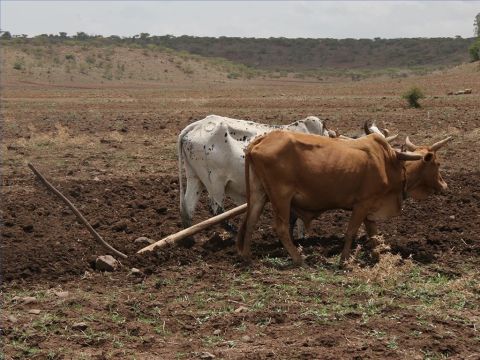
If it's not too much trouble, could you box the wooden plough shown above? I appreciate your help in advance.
[28,163,247,260]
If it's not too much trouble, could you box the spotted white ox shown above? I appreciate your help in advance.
[178,115,333,227]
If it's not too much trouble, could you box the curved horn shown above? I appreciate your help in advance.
[405,136,417,151]
[381,128,390,137]
[385,134,398,143]
[430,136,452,151]
[395,150,423,161]
[363,120,372,135]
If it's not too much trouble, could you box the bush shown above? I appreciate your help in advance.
[65,54,75,61]
[402,87,425,108]
[469,38,480,62]
[13,60,23,70]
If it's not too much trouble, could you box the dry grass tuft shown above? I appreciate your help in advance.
[349,252,414,286]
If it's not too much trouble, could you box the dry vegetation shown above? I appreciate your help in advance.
[1,43,480,359]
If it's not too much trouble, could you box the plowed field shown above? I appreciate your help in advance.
[2,65,480,359]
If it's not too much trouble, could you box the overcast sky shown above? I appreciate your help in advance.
[1,1,479,39]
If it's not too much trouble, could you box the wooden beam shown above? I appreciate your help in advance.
[137,204,247,254]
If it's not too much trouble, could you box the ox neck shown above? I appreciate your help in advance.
[403,160,425,199]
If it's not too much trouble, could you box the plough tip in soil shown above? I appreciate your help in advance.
[28,163,128,259]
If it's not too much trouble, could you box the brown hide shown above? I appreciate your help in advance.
[237,131,449,266]
[250,132,404,222]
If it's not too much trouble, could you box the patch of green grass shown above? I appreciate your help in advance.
[262,256,291,268]
[386,336,398,350]
[202,334,224,347]
[32,313,62,334]
[10,340,40,357]
[110,311,126,325]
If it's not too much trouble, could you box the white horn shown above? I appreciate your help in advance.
[405,136,417,151]
[430,136,452,151]
[363,120,372,135]
[385,134,398,143]
[395,150,423,161]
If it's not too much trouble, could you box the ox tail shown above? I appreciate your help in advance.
[236,149,251,253]
[177,121,199,226]
[236,136,263,253]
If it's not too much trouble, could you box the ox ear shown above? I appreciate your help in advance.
[423,152,434,162]
[430,136,452,151]
[395,150,423,161]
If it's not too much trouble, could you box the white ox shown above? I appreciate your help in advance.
[178,115,334,227]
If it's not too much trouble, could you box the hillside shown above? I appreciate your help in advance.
[1,36,477,85]
[1,43,252,85]
[147,36,475,70]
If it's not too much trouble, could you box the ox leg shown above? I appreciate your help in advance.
[181,175,203,228]
[275,215,304,266]
[364,219,378,245]
[363,219,389,261]
[236,195,266,261]
[340,209,367,266]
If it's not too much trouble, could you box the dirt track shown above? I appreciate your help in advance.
[2,67,480,359]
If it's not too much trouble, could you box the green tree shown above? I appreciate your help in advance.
[469,38,480,61]
[74,32,89,41]
[1,31,12,40]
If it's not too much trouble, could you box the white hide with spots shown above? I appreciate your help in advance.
[178,115,331,226]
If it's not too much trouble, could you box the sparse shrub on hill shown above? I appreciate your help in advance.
[402,87,425,108]
[13,59,24,70]
[469,38,480,62]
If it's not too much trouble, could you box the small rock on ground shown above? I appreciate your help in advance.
[72,322,88,331]
[95,255,119,272]
[134,236,154,245]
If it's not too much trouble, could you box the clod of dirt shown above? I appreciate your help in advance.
[111,220,128,232]
[241,335,253,343]
[72,322,88,331]
[199,352,216,359]
[129,268,143,277]
[95,255,119,272]
[21,296,37,305]
[54,291,69,298]
[234,306,248,313]
[134,236,154,245]
[7,315,18,323]
[155,206,168,215]
[22,224,34,233]
[213,329,221,335]
[69,185,83,198]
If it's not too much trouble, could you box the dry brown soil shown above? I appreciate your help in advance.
[1,63,480,359]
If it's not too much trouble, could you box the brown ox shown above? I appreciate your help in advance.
[236,132,451,265]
